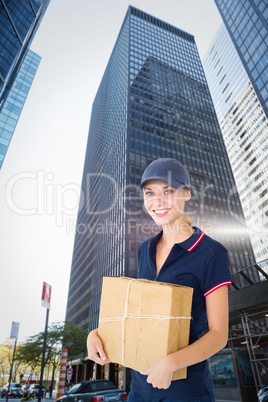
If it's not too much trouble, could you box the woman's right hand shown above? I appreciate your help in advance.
[87,329,111,365]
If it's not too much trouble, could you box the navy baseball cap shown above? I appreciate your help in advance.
[138,158,190,190]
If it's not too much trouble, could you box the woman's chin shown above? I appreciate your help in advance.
[152,216,171,226]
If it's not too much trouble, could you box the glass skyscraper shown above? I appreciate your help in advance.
[66,6,257,333]
[203,24,268,268]
[0,49,41,168]
[214,0,268,117]
[0,0,50,104]
[0,0,50,168]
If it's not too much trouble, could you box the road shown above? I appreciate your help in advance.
[0,399,22,402]
[0,396,54,402]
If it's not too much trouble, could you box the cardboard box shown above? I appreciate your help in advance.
[98,277,193,380]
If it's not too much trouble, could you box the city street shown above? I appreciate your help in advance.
[0,399,25,402]
[0,393,56,402]
[0,395,241,402]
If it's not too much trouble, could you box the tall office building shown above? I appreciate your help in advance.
[0,49,41,168]
[203,25,268,268]
[0,0,50,104]
[214,0,268,117]
[0,0,50,168]
[66,6,257,333]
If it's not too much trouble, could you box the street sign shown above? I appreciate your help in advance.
[10,321,20,339]
[66,368,73,382]
[41,282,52,309]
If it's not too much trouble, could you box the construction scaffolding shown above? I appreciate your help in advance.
[228,258,268,393]
[241,309,268,390]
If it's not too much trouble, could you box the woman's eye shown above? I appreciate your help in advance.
[145,191,154,196]
[165,189,173,194]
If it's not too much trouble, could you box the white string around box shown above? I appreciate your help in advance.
[99,279,192,366]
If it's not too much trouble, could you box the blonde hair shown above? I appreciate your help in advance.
[185,214,193,227]
[184,194,193,227]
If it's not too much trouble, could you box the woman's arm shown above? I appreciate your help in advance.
[140,285,229,389]
[87,328,111,365]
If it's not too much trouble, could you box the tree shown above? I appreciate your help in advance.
[45,321,88,392]
[16,321,88,390]
[62,321,88,363]
[16,338,42,382]
[0,344,13,385]
[0,343,28,384]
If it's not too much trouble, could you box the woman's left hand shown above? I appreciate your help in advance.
[140,356,174,389]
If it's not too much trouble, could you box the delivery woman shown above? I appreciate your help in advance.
[87,158,231,401]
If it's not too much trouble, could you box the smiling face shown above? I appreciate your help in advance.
[142,180,191,228]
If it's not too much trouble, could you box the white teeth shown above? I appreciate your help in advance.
[154,209,169,214]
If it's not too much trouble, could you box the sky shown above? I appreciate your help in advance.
[0,0,223,345]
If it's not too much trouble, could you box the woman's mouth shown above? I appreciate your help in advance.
[153,209,170,217]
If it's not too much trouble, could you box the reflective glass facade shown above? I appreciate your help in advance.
[203,25,268,268]
[0,49,41,168]
[66,6,256,332]
[0,0,50,103]
[214,0,268,116]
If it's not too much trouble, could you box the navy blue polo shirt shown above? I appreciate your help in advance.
[130,226,231,400]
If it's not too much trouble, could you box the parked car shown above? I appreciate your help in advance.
[57,380,127,402]
[20,384,31,398]
[28,384,47,399]
[1,383,21,398]
[258,386,268,402]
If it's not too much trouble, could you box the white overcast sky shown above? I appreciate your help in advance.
[0,0,222,345]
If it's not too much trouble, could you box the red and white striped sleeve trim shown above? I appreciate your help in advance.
[187,232,205,252]
[204,281,232,297]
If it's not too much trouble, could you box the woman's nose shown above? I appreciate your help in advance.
[152,194,166,206]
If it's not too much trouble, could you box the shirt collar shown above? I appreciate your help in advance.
[149,226,205,252]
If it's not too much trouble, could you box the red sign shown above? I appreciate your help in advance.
[67,369,73,376]
[41,282,52,309]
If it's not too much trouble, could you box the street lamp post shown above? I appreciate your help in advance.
[38,308,49,402]
[38,282,52,402]
[6,322,20,402]
[6,338,17,402]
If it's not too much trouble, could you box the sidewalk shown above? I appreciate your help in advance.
[42,390,57,401]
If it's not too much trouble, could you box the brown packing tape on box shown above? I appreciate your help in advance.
[98,277,193,381]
